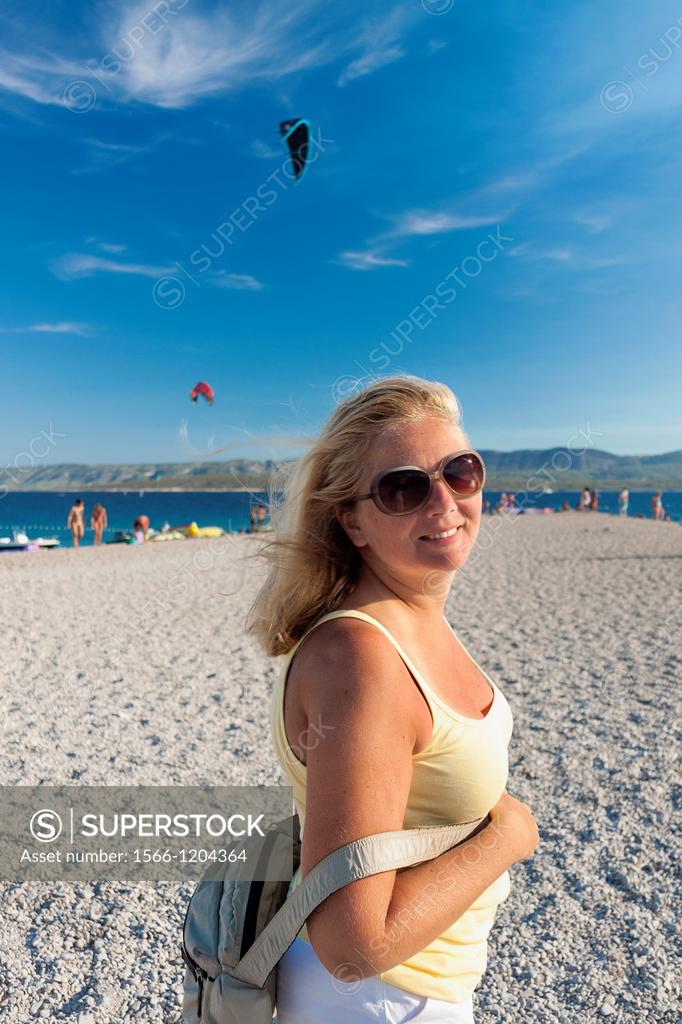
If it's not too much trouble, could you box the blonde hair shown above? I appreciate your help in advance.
[244,374,469,657]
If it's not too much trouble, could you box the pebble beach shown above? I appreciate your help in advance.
[0,512,679,1023]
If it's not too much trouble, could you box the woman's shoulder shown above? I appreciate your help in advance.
[290,611,396,672]
[286,611,410,709]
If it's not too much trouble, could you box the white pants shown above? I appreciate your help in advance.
[275,937,476,1023]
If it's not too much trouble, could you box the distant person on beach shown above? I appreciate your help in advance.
[618,488,629,516]
[248,375,539,1023]
[500,491,508,511]
[249,506,258,533]
[483,499,491,514]
[590,489,599,512]
[133,515,149,542]
[651,492,664,521]
[561,500,570,511]
[90,503,107,545]
[66,498,85,547]
[508,493,516,510]
[580,487,592,511]
[257,503,267,523]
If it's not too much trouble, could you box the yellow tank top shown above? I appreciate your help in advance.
[269,608,514,1005]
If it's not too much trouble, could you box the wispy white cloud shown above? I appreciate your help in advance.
[337,5,413,87]
[509,244,572,263]
[251,139,281,159]
[389,209,505,237]
[51,253,172,280]
[335,250,409,271]
[336,202,508,272]
[541,248,573,262]
[575,211,611,234]
[71,136,166,175]
[212,272,264,291]
[86,236,128,253]
[0,52,85,107]
[474,148,589,203]
[337,45,404,86]
[97,241,127,253]
[509,241,625,270]
[0,321,93,336]
[0,2,417,111]
[32,321,94,335]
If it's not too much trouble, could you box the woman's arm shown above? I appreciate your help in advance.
[294,618,537,979]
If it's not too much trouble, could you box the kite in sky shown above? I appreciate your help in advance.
[279,118,311,181]
[190,381,215,405]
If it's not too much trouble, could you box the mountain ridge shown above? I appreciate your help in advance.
[4,448,682,491]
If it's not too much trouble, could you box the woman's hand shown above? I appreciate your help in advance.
[488,791,540,864]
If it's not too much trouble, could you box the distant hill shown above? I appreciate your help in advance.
[5,448,682,492]
[474,448,682,490]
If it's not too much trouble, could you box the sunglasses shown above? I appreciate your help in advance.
[353,450,486,516]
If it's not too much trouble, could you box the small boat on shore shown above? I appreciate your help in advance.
[0,531,29,551]
[0,530,60,551]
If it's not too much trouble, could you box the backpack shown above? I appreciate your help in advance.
[181,808,489,1023]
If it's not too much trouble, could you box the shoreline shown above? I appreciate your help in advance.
[6,485,682,494]
[4,487,263,494]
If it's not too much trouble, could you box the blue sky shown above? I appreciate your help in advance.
[1,0,681,465]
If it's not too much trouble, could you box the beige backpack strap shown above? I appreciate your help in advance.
[233,814,488,987]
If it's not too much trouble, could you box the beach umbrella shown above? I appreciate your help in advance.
[279,118,311,181]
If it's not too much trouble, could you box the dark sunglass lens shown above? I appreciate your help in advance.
[378,470,430,513]
[443,454,484,495]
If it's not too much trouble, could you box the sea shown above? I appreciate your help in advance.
[0,489,680,548]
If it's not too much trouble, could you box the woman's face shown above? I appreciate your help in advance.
[338,416,482,586]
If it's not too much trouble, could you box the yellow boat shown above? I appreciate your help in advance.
[183,522,225,539]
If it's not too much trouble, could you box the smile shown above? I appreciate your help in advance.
[419,526,461,542]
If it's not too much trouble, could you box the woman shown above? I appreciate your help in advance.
[91,503,107,545]
[651,492,663,521]
[133,514,149,542]
[618,488,629,517]
[66,497,85,548]
[246,375,539,1022]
